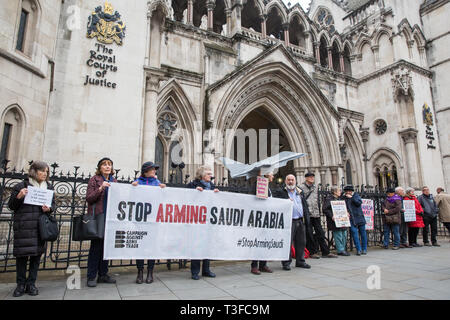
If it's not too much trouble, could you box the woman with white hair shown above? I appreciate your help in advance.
[187,165,218,280]
[403,187,425,247]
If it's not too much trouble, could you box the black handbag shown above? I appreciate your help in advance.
[39,213,59,242]
[72,206,105,241]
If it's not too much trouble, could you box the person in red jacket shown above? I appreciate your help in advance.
[403,187,425,247]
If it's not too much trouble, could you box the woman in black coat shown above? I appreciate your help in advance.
[8,161,56,297]
[187,165,218,280]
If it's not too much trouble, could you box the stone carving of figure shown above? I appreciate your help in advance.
[182,8,187,23]
[200,15,207,29]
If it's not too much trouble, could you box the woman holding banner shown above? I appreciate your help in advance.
[248,171,275,275]
[403,187,425,247]
[381,188,402,250]
[187,165,218,280]
[8,161,55,297]
[85,157,117,287]
[131,161,166,284]
[322,186,350,256]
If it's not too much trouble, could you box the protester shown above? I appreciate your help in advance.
[395,187,412,248]
[279,174,311,270]
[322,186,350,256]
[248,171,275,275]
[403,187,425,247]
[418,186,440,247]
[300,173,336,259]
[8,161,55,297]
[435,188,450,235]
[343,185,367,256]
[187,165,218,280]
[381,188,402,250]
[131,161,166,284]
[85,157,117,287]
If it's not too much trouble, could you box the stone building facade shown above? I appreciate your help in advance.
[0,0,448,191]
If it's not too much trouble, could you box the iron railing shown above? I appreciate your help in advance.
[0,160,447,273]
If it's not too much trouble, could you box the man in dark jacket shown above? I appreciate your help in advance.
[418,186,440,247]
[343,185,367,256]
[278,174,311,270]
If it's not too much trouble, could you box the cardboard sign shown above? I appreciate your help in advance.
[331,201,351,228]
[362,199,374,230]
[256,176,269,199]
[24,186,54,207]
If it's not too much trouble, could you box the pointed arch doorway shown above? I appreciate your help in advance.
[227,106,294,185]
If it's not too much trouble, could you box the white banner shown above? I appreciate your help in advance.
[104,183,293,261]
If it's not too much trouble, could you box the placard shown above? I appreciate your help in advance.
[24,186,54,207]
[330,200,351,228]
[362,199,374,231]
[256,176,269,199]
[403,200,416,222]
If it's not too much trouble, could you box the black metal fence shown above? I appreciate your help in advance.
[0,161,447,273]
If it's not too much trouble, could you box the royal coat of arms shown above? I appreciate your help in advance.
[423,103,434,126]
[87,2,126,45]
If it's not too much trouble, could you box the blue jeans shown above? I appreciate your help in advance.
[383,224,400,247]
[350,224,367,252]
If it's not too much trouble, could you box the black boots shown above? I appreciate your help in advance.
[13,284,39,297]
[136,269,144,284]
[13,284,25,297]
[146,268,154,284]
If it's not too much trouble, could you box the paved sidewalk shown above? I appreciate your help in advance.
[2,241,450,300]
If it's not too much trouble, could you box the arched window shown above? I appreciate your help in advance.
[319,36,328,68]
[375,168,382,188]
[343,45,352,76]
[266,7,284,40]
[1,106,25,169]
[289,16,305,48]
[169,141,183,183]
[16,0,39,57]
[241,0,262,32]
[345,161,353,185]
[315,8,335,34]
[193,0,207,28]
[331,41,340,72]
[171,0,188,22]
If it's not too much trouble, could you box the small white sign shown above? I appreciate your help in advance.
[24,186,54,207]
[256,176,269,199]
[403,200,416,222]
[331,200,351,228]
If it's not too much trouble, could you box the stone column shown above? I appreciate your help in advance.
[295,167,306,185]
[314,41,320,65]
[330,166,339,186]
[339,52,345,73]
[142,75,160,163]
[207,1,215,31]
[327,47,333,70]
[229,0,242,36]
[260,14,267,38]
[360,127,370,186]
[283,23,289,47]
[187,0,194,26]
[225,8,231,35]
[372,45,379,69]
[319,168,327,186]
[400,128,420,189]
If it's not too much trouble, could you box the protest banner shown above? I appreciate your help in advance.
[362,199,374,230]
[403,200,416,222]
[24,186,54,207]
[330,201,351,228]
[104,183,293,261]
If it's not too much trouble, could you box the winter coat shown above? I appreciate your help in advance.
[187,179,217,191]
[86,174,117,215]
[278,187,310,225]
[8,179,56,257]
[403,195,425,228]
[435,193,450,223]
[322,194,345,231]
[381,196,402,225]
[134,176,161,186]
[344,192,366,227]
[299,183,320,218]
[418,194,439,218]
